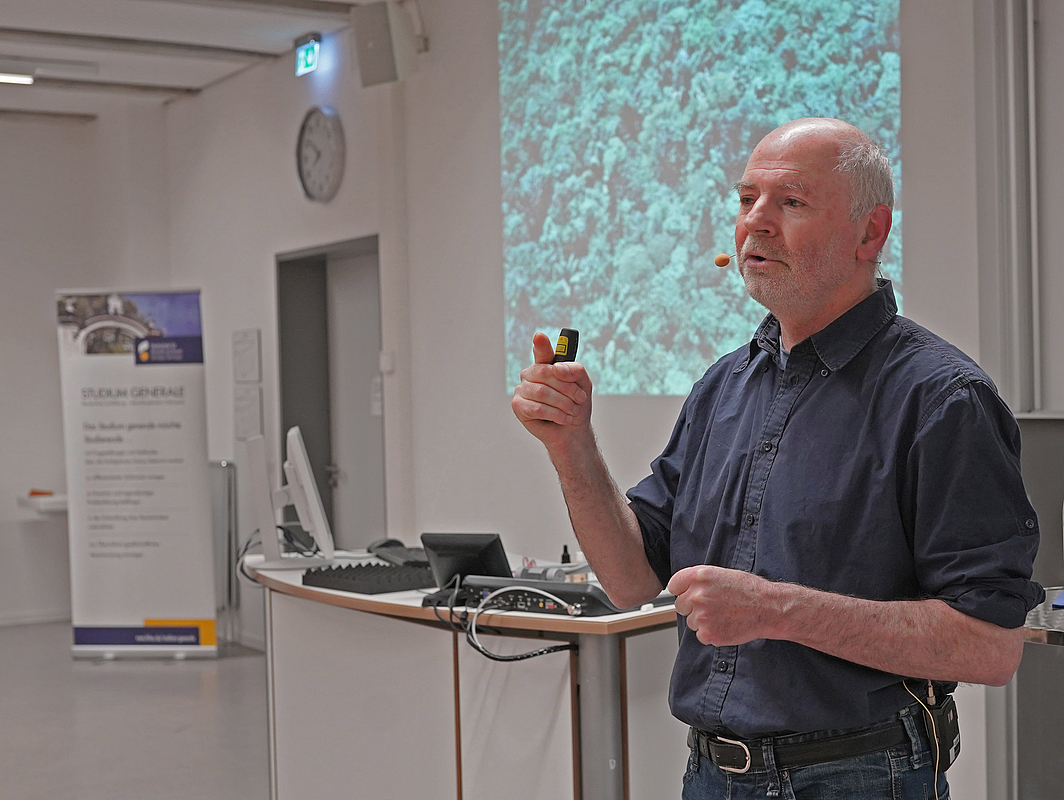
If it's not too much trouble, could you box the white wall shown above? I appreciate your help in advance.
[87,103,171,289]
[0,97,174,626]
[0,116,100,624]
[403,0,686,560]
[900,2,981,356]
[165,31,420,557]
[160,28,421,644]
[900,5,990,799]
[166,30,384,459]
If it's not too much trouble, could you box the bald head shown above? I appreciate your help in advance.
[756,119,894,222]
[734,117,894,342]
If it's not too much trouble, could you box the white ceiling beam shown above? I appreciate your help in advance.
[131,0,355,23]
[0,26,279,62]
[0,108,96,123]
[31,76,200,96]
[0,54,98,79]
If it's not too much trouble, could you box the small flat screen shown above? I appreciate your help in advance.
[420,533,512,589]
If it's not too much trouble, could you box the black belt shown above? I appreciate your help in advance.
[687,721,910,774]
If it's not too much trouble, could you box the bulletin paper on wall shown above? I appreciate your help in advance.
[57,290,216,657]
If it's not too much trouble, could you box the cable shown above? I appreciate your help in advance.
[238,531,380,585]
[237,525,306,583]
[280,524,319,556]
[236,529,263,584]
[397,0,430,52]
[428,575,469,632]
[237,532,259,560]
[904,681,940,800]
[464,585,579,662]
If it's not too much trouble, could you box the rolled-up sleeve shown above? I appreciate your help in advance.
[904,380,1045,628]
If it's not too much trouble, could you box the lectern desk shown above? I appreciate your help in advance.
[251,558,687,800]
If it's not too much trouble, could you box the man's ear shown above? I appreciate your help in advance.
[856,204,892,262]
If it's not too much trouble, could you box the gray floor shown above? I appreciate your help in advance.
[0,621,270,800]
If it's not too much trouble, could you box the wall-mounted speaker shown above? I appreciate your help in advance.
[351,2,418,87]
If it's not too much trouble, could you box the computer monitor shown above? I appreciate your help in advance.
[420,533,511,589]
[243,427,335,570]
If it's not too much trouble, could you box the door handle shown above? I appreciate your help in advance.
[322,463,341,489]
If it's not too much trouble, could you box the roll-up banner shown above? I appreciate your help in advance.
[57,291,216,658]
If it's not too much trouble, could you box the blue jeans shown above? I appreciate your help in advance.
[681,705,951,800]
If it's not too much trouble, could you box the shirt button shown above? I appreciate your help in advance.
[716,661,729,673]
[821,369,829,377]
[1026,519,1036,529]
[746,514,755,525]
[761,442,772,452]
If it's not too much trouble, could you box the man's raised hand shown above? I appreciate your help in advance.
[512,331,593,450]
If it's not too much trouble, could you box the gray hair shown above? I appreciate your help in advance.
[835,136,894,222]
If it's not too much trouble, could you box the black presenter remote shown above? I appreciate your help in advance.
[551,328,579,363]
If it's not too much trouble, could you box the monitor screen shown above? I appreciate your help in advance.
[420,533,511,589]
[241,428,334,570]
[243,434,285,563]
[282,426,335,560]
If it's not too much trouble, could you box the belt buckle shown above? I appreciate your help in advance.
[713,736,752,774]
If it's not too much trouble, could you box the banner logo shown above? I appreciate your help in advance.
[134,336,204,365]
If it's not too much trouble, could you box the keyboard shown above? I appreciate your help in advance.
[370,544,430,567]
[302,563,437,595]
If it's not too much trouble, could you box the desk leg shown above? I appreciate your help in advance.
[578,633,624,800]
[264,589,278,800]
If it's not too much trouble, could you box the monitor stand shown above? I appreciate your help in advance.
[258,515,330,570]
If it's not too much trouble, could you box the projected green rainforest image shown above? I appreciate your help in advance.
[501,0,901,394]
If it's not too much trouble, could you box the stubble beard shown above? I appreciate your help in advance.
[739,236,855,320]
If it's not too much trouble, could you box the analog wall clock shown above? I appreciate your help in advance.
[296,106,345,202]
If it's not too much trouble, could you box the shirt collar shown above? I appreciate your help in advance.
[750,279,898,372]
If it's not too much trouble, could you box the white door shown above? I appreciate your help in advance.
[326,252,386,548]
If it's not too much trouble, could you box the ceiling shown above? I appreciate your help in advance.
[0,0,360,121]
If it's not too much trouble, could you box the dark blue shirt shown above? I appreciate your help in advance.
[627,281,1044,738]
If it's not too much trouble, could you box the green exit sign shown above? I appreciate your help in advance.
[296,37,320,76]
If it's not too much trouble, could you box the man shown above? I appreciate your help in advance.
[512,118,1043,799]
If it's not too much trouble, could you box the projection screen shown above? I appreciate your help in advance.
[501,0,901,394]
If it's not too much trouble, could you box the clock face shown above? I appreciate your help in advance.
[297,106,345,202]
